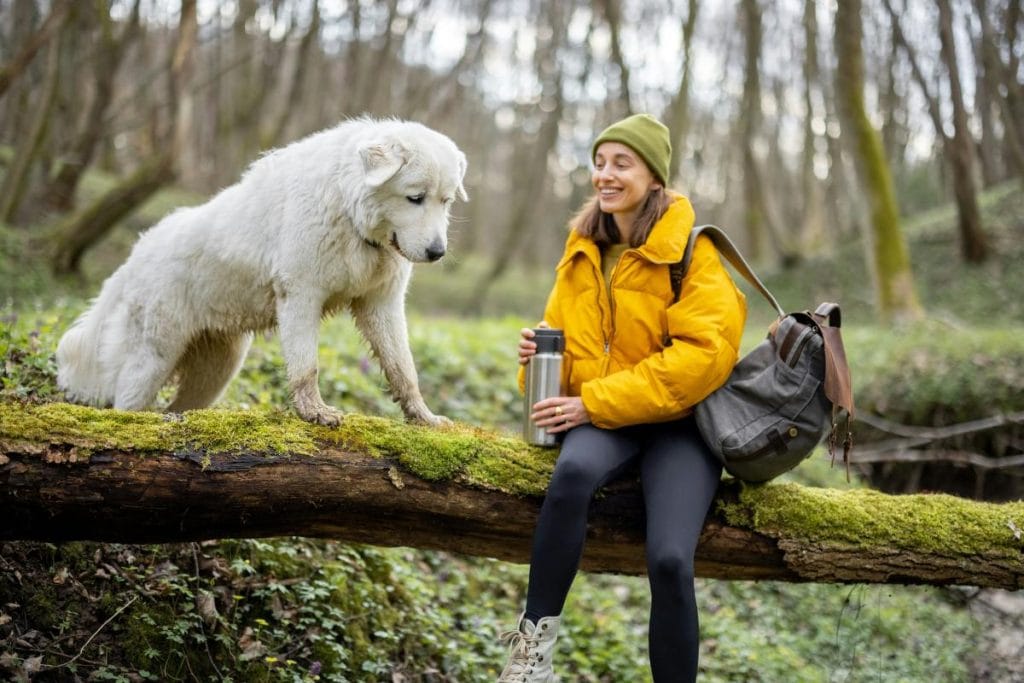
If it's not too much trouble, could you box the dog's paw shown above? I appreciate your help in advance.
[297,404,345,427]
[408,412,452,428]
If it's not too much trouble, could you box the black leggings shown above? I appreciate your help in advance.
[524,417,722,683]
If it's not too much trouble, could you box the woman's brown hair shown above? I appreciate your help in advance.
[572,187,673,249]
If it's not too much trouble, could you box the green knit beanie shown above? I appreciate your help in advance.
[591,113,672,186]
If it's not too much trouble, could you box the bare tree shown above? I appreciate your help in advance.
[40,0,143,213]
[835,0,923,322]
[471,1,568,312]
[262,0,322,148]
[935,0,987,262]
[972,20,1003,185]
[665,0,699,185]
[0,0,70,99]
[596,0,634,114]
[738,0,792,265]
[882,0,987,262]
[0,15,63,224]
[973,0,1024,179]
[799,0,826,252]
[51,0,198,275]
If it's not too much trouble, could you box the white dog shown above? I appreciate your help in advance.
[57,117,467,426]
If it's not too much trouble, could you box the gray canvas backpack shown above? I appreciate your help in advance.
[670,225,855,483]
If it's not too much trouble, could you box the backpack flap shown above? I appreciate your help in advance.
[810,303,855,475]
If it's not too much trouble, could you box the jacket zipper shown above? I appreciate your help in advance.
[603,249,634,361]
[595,261,611,364]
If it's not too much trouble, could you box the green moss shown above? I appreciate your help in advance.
[0,402,168,450]
[720,482,1024,557]
[0,401,557,494]
[176,409,317,455]
[317,414,557,494]
[0,402,318,457]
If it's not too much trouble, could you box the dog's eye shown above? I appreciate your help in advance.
[406,194,426,205]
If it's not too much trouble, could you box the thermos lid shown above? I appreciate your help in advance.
[533,328,565,353]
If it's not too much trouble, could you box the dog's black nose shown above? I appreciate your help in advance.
[426,241,446,262]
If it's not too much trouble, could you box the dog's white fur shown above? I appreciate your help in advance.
[57,118,467,426]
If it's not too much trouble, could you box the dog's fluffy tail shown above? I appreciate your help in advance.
[56,274,126,407]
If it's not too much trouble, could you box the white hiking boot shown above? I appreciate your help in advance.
[497,613,561,682]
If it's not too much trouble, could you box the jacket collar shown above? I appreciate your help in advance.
[558,192,695,268]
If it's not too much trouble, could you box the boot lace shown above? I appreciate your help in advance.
[497,627,540,682]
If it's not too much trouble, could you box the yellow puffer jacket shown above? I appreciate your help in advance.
[522,194,747,429]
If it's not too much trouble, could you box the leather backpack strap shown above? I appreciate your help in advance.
[811,303,854,418]
[675,225,786,318]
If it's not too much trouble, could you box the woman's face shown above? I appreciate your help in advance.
[592,142,660,221]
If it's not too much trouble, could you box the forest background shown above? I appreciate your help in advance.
[1,0,1023,681]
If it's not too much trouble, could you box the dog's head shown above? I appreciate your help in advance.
[358,125,468,263]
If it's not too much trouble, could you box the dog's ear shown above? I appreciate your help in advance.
[359,140,408,188]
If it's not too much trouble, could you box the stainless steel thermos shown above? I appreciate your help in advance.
[523,328,565,447]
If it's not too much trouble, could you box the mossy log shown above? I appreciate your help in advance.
[1,402,1022,589]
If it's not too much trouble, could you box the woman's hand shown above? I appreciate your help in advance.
[531,396,591,434]
[518,321,549,366]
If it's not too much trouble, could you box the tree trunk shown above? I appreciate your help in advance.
[262,0,321,148]
[49,0,196,275]
[799,0,826,253]
[740,0,767,263]
[972,20,1003,185]
[0,32,62,224]
[1002,0,1024,145]
[834,0,923,323]
[470,2,567,312]
[665,0,699,185]
[1,404,1022,589]
[884,0,989,264]
[597,0,633,115]
[424,0,495,121]
[973,0,1024,180]
[49,152,175,274]
[936,0,988,263]
[42,0,142,213]
[0,0,70,99]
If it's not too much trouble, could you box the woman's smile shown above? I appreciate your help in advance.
[592,141,660,234]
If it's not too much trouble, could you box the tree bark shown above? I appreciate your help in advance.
[0,30,63,224]
[0,0,71,99]
[49,152,175,273]
[799,0,826,253]
[936,0,988,263]
[1,404,1022,590]
[665,0,699,185]
[41,0,143,213]
[973,0,1024,180]
[470,1,567,312]
[740,0,767,263]
[834,0,923,323]
[596,0,633,115]
[261,0,321,148]
[49,0,196,275]
[883,0,989,263]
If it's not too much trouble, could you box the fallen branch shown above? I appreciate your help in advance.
[851,448,1024,470]
[857,410,1024,441]
[1,402,1022,589]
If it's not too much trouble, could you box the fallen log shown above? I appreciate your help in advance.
[1,402,1022,589]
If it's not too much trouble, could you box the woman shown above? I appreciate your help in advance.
[498,114,747,682]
